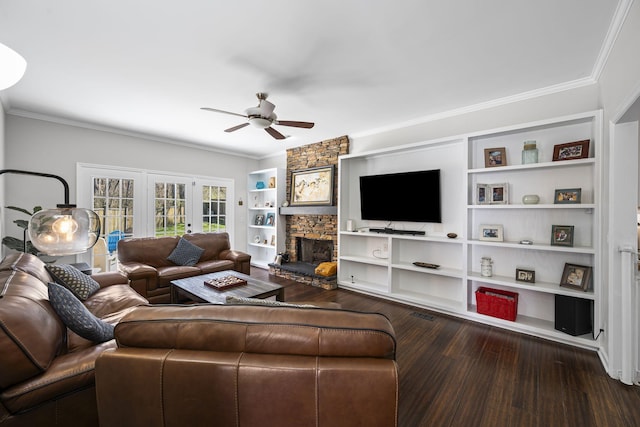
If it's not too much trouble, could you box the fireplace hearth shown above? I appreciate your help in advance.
[269,237,337,290]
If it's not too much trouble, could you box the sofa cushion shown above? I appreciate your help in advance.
[46,264,100,300]
[48,282,114,343]
[167,237,205,266]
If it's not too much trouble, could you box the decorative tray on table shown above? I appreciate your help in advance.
[204,275,247,291]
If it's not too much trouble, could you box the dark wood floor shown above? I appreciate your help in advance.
[251,267,640,427]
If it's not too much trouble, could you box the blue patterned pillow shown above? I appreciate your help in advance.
[46,264,100,301]
[167,237,205,266]
[48,282,114,343]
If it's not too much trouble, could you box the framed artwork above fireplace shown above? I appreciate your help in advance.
[290,165,334,206]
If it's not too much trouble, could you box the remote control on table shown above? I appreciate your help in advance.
[413,262,440,269]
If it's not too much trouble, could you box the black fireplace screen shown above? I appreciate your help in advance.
[296,237,333,264]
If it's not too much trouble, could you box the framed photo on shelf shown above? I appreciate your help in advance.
[479,224,504,241]
[290,165,334,206]
[515,268,535,283]
[265,213,275,226]
[490,183,509,204]
[476,184,489,204]
[551,225,574,247]
[552,139,590,161]
[560,263,592,291]
[254,214,265,226]
[484,147,507,168]
[554,188,582,204]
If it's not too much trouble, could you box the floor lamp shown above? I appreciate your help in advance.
[0,169,100,256]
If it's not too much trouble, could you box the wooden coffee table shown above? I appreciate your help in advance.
[170,270,284,304]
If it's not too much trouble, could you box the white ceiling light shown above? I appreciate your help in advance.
[0,42,27,90]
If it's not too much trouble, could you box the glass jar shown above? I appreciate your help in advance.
[522,140,538,164]
[481,257,493,277]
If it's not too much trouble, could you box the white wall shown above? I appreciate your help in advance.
[0,101,5,255]
[4,115,260,252]
[596,0,640,382]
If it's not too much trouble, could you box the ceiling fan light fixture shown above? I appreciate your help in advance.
[249,116,273,129]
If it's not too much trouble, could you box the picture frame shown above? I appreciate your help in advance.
[270,235,276,246]
[484,147,507,168]
[254,214,265,226]
[479,224,504,241]
[290,165,334,206]
[515,268,535,283]
[554,188,582,204]
[552,139,590,161]
[551,225,574,247]
[476,184,489,205]
[489,183,509,204]
[265,213,275,226]
[560,263,592,291]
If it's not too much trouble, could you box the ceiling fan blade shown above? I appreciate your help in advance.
[265,127,286,140]
[200,107,247,119]
[274,120,315,129]
[225,123,250,133]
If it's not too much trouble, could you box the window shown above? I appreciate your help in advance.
[154,181,186,237]
[202,184,227,233]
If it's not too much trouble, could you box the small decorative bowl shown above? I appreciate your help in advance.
[522,194,540,204]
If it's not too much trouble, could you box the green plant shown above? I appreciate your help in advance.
[2,205,42,255]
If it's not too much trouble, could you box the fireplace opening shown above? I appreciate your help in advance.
[296,237,333,265]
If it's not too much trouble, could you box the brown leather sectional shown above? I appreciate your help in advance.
[96,304,399,427]
[0,253,147,427]
[117,232,251,304]
[1,244,399,426]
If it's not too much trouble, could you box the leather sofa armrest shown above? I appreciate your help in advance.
[219,249,251,275]
[91,271,129,288]
[118,262,157,279]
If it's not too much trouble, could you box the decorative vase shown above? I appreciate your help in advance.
[481,257,493,277]
[522,194,540,204]
[522,140,538,164]
[256,181,266,189]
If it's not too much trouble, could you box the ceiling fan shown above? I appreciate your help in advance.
[201,93,314,140]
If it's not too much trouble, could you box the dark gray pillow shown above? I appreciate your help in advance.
[167,237,205,266]
[46,264,100,301]
[48,282,115,343]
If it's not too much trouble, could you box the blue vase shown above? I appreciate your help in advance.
[256,181,266,189]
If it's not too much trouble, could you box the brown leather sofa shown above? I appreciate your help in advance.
[117,232,251,304]
[95,304,398,427]
[0,252,148,427]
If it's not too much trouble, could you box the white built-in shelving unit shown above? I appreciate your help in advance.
[247,168,285,269]
[338,110,602,350]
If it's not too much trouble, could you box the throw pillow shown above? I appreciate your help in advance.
[225,295,317,308]
[46,264,100,301]
[48,282,114,343]
[314,261,337,277]
[167,237,205,266]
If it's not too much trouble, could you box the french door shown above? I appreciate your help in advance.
[76,164,234,268]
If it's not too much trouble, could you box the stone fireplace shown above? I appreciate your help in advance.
[268,135,349,290]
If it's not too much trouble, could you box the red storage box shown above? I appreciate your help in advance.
[475,287,518,321]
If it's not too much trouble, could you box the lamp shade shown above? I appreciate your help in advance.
[0,42,27,90]
[29,207,101,256]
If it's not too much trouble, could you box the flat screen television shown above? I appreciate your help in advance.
[359,169,441,223]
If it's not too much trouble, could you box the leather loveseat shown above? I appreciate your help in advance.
[95,304,399,427]
[117,232,251,304]
[0,252,148,427]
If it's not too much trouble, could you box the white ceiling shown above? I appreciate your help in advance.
[0,1,623,158]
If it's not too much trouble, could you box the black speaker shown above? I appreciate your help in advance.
[554,295,593,336]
